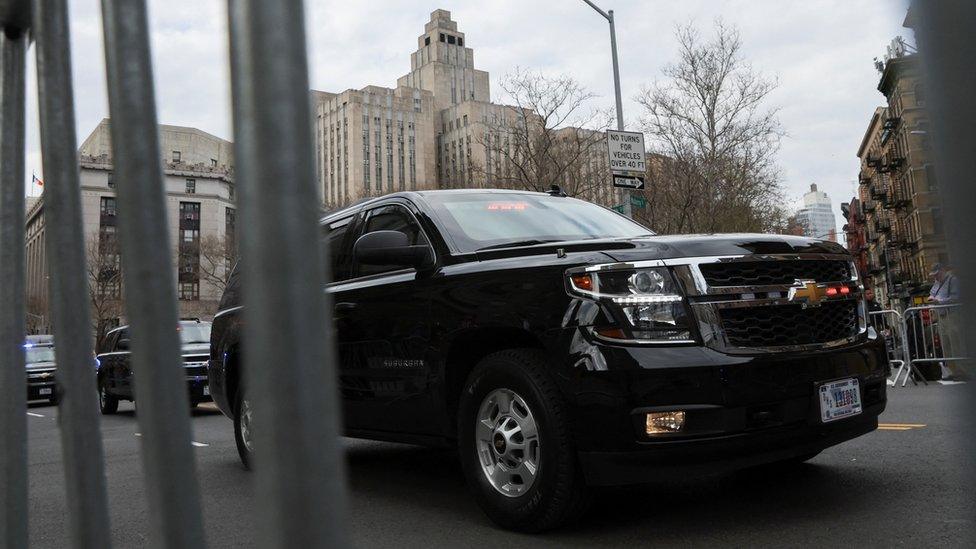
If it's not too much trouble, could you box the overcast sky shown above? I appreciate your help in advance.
[25,0,911,236]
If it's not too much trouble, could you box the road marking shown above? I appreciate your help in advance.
[938,380,967,385]
[27,412,44,418]
[878,423,926,431]
[136,432,207,447]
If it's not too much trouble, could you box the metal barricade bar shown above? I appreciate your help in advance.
[227,0,347,546]
[0,17,28,549]
[33,0,115,545]
[100,1,206,546]
[903,303,968,384]
[868,308,925,387]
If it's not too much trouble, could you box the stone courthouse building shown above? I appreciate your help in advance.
[313,9,615,209]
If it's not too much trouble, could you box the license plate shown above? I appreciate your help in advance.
[203,385,210,396]
[39,387,52,396]
[819,378,862,423]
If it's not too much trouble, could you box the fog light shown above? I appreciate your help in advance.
[646,411,685,435]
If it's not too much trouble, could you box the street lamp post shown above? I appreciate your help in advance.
[581,0,624,132]
[581,0,632,217]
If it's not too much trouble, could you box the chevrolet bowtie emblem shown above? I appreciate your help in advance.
[788,279,827,308]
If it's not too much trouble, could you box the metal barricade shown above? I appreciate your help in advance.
[0,0,346,547]
[901,303,968,386]
[868,309,914,386]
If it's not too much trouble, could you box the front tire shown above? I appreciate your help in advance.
[98,379,118,415]
[458,349,589,532]
[234,388,254,470]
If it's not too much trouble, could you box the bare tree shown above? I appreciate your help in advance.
[198,234,235,295]
[86,233,123,347]
[472,69,613,200]
[635,21,788,234]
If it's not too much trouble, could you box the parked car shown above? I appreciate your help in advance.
[96,320,213,413]
[25,340,58,405]
[208,189,888,532]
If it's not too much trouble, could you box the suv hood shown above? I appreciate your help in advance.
[181,343,210,357]
[600,233,848,262]
[473,233,847,263]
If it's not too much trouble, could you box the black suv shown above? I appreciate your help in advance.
[97,320,213,413]
[208,189,887,532]
[25,340,58,405]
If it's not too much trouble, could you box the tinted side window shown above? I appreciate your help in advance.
[354,205,429,277]
[100,331,119,354]
[323,216,354,282]
[114,329,130,352]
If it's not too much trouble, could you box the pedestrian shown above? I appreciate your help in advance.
[865,287,889,332]
[927,263,963,380]
[927,263,960,304]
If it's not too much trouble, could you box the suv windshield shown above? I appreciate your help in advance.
[179,323,212,345]
[26,346,56,364]
[422,192,654,252]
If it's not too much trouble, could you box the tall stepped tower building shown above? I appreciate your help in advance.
[313,9,615,209]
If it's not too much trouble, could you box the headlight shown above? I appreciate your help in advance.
[567,266,694,343]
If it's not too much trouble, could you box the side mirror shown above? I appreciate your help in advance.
[116,339,130,351]
[354,230,432,269]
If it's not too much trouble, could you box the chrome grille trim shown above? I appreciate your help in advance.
[672,254,865,354]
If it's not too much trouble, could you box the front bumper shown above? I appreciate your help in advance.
[27,380,57,400]
[187,376,212,403]
[564,334,888,485]
[580,403,880,485]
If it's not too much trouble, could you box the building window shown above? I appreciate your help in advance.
[439,33,445,42]
[185,178,196,194]
[915,84,926,106]
[100,196,117,217]
[179,281,199,301]
[225,207,237,261]
[211,158,218,167]
[172,151,181,163]
[925,164,937,191]
[463,114,468,127]
[458,37,463,47]
[107,171,115,189]
[425,36,430,46]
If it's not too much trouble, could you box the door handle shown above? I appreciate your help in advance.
[334,302,358,313]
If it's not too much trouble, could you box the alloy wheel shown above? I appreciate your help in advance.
[475,388,540,497]
[239,396,254,452]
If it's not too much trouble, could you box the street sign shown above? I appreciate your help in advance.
[613,175,645,189]
[611,204,626,213]
[630,194,646,208]
[607,130,646,173]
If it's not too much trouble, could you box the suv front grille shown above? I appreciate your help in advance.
[700,260,851,287]
[719,300,859,348]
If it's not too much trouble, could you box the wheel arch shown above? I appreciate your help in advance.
[442,326,546,438]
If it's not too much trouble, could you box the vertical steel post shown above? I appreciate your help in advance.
[99,1,206,547]
[226,1,347,547]
[32,1,114,546]
[0,23,28,549]
[582,0,632,218]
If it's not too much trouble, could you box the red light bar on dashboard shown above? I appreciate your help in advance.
[486,201,528,211]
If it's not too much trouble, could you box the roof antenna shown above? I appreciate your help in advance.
[547,184,567,197]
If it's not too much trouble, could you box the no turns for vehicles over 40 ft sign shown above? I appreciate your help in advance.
[606,130,646,189]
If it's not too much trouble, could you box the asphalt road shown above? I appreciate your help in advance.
[25,383,974,548]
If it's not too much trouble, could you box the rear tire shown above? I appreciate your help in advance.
[234,388,253,470]
[98,380,118,415]
[458,349,589,533]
